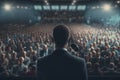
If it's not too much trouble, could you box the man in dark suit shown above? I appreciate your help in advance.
[37,25,88,80]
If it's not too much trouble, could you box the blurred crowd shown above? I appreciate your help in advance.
[41,11,84,23]
[0,24,120,77]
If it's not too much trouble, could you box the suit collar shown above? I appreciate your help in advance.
[55,48,68,52]
[52,48,68,56]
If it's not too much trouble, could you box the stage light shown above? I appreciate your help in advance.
[72,0,77,5]
[71,3,75,5]
[117,1,120,4]
[17,6,20,8]
[92,6,96,9]
[4,4,11,11]
[103,4,111,11]
[46,3,49,5]
[73,0,76,3]
[44,0,47,3]
[24,6,28,9]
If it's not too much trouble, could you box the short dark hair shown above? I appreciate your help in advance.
[53,25,70,48]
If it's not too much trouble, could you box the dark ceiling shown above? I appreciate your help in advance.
[0,0,119,5]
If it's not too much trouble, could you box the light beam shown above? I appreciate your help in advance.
[4,4,11,11]
[103,4,111,11]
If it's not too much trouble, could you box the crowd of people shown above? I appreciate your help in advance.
[0,24,120,78]
[41,11,84,23]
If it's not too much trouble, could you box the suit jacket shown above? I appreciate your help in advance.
[37,48,88,80]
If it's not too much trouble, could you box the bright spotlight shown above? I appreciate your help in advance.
[24,6,28,9]
[4,4,11,11]
[117,1,120,4]
[103,4,111,11]
[17,6,20,8]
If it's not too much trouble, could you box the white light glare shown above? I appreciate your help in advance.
[103,4,111,11]
[17,6,20,8]
[117,1,120,4]
[73,0,76,3]
[72,3,74,5]
[44,0,48,3]
[46,3,49,5]
[72,0,77,5]
[44,0,49,5]
[4,4,11,11]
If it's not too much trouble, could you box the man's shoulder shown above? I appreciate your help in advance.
[68,53,85,64]
[37,54,51,63]
[56,49,85,64]
[38,49,85,64]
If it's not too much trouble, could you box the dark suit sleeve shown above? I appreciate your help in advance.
[37,59,46,80]
[82,59,88,80]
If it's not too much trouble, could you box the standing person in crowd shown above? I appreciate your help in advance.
[11,57,27,76]
[0,53,9,69]
[22,51,30,66]
[40,44,49,57]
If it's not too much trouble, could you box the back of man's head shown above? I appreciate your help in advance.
[53,25,70,48]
